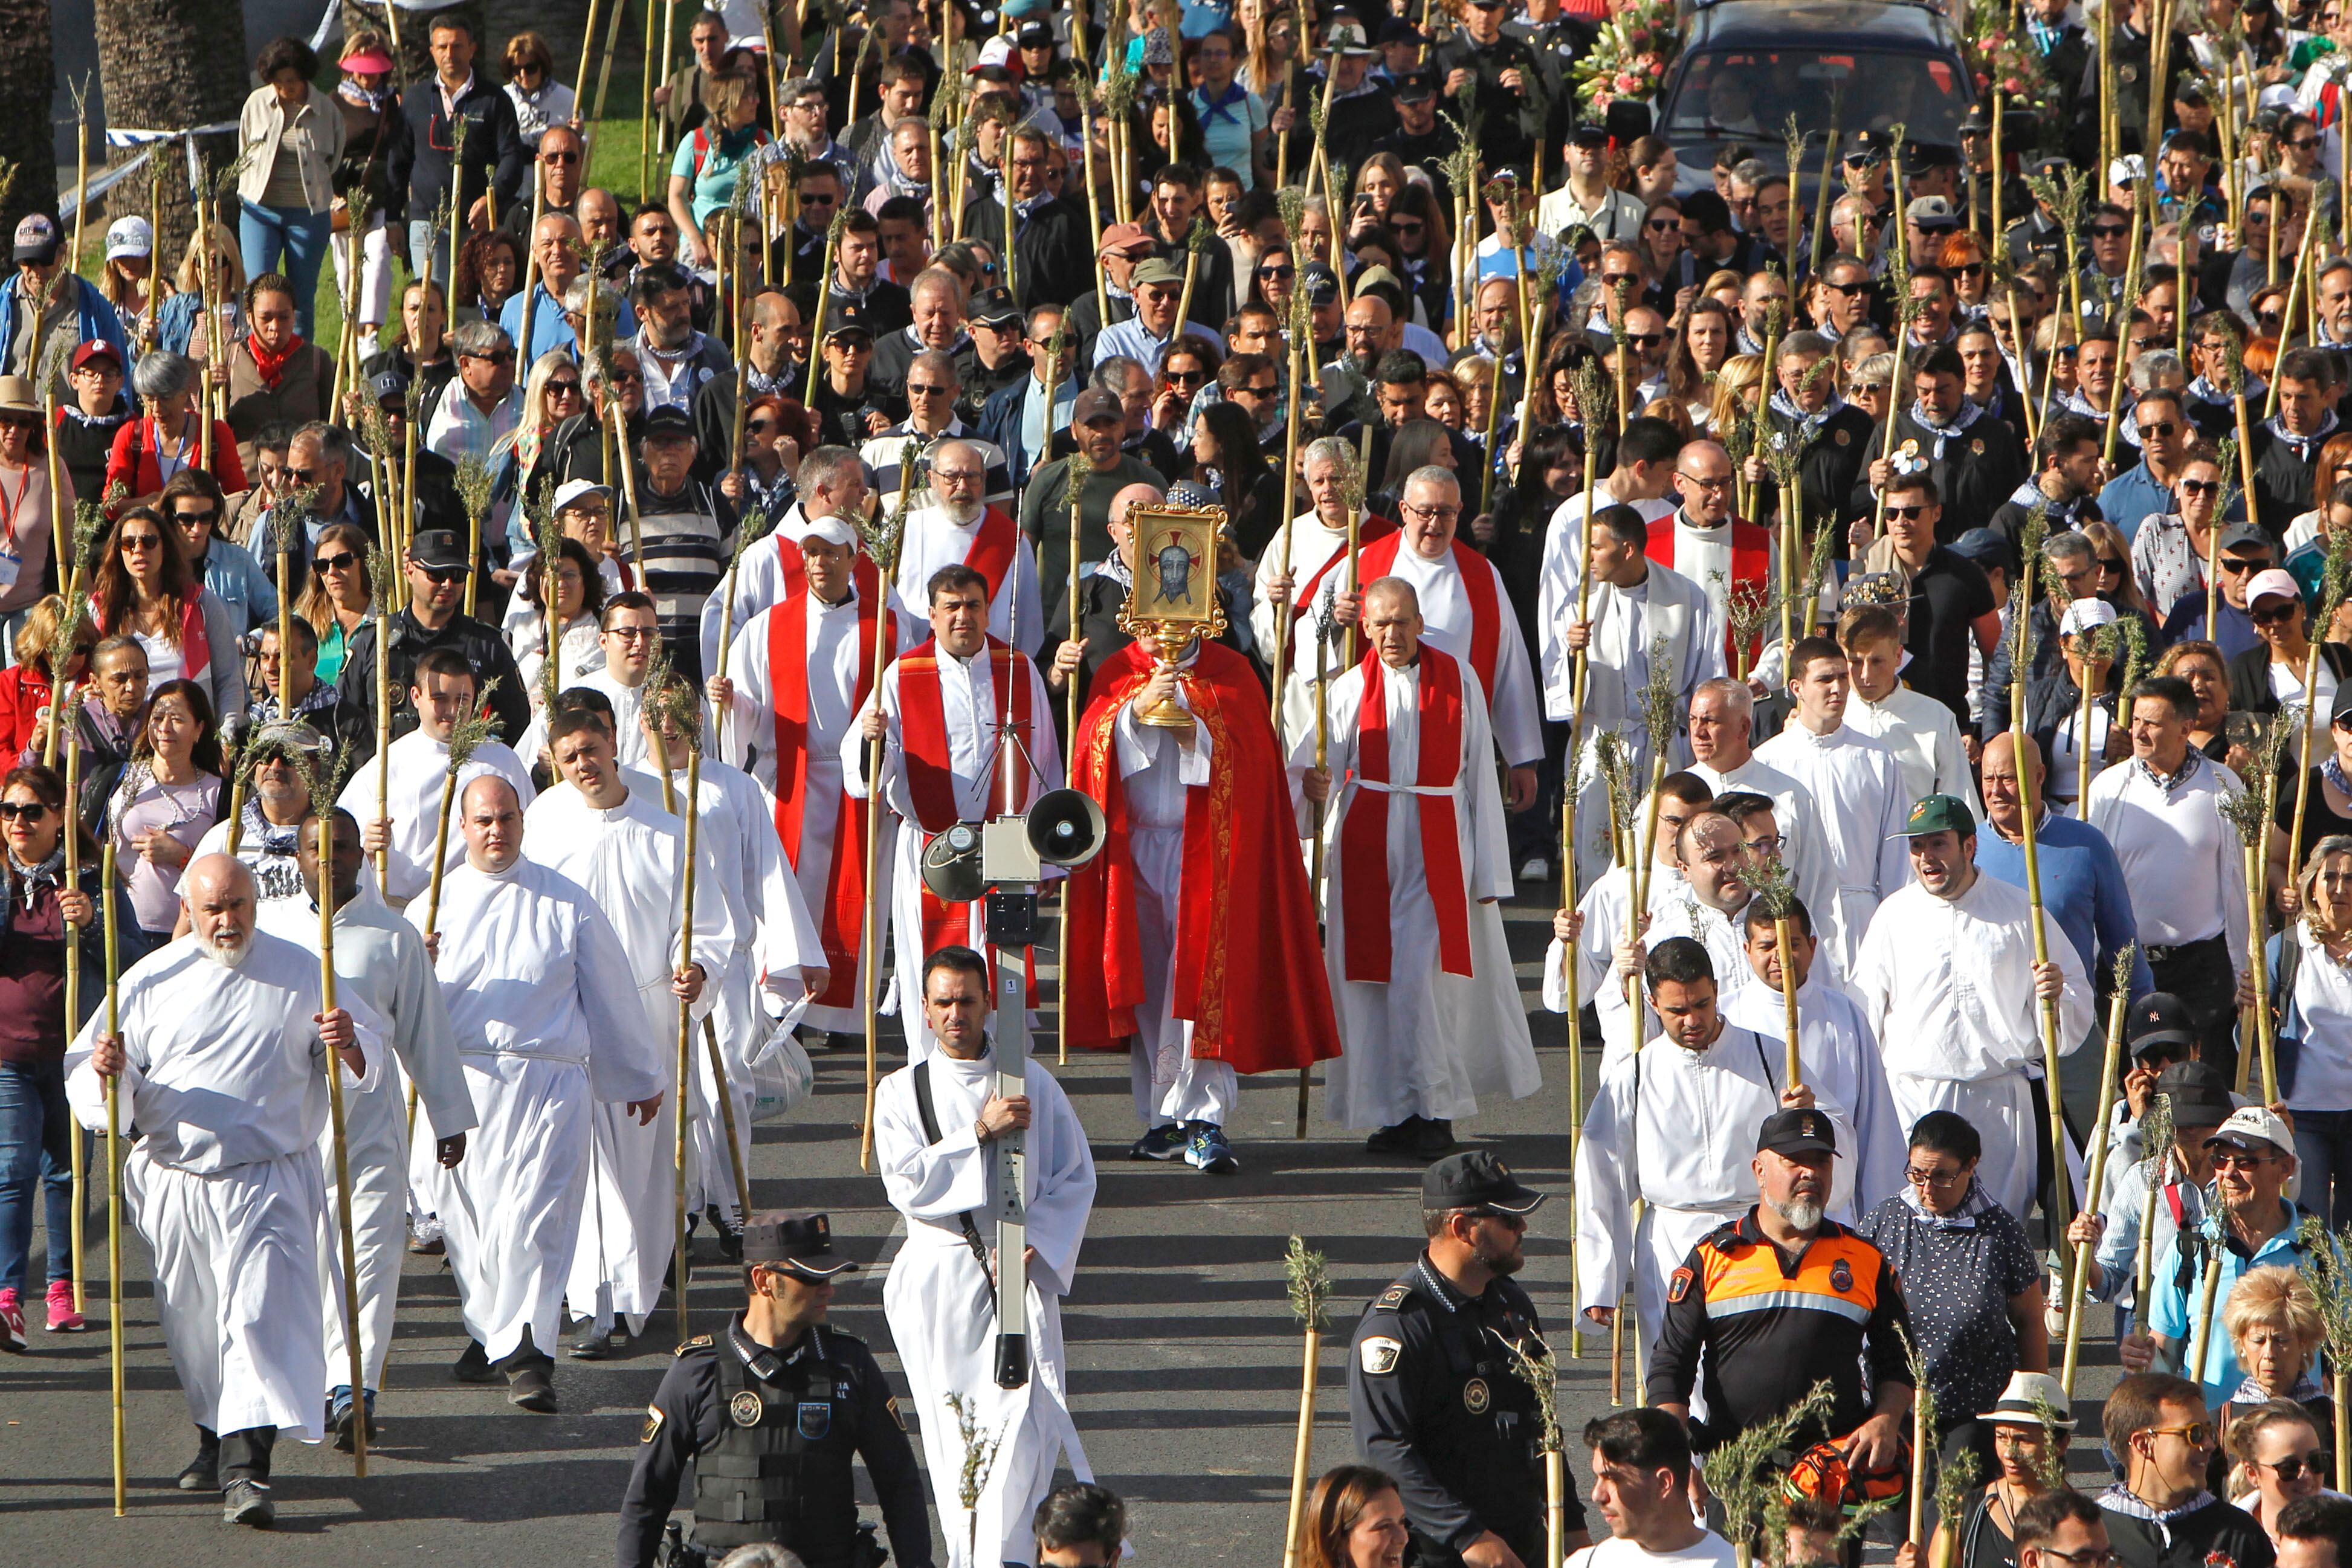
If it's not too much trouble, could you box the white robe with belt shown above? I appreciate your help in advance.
[719,587,884,1034]
[413,857,663,1362]
[874,1045,1096,1568]
[1724,970,1911,1216]
[66,934,384,1439]
[258,883,476,1394]
[337,728,537,903]
[889,503,1045,657]
[525,784,738,1329]
[1296,656,1539,1128]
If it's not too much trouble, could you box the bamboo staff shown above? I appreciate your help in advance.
[369,547,393,899]
[62,693,84,1311]
[449,115,469,306]
[802,211,850,413]
[2061,944,2140,1395]
[516,163,547,373]
[1736,851,1806,1091]
[2191,1208,2228,1386]
[102,842,125,1515]
[655,0,680,156]
[2295,1210,2352,1494]
[69,81,91,282]
[2269,204,2321,424]
[1868,125,1917,541]
[575,0,606,129]
[668,697,703,1349]
[1502,1335,1566,1568]
[401,415,420,608]
[421,683,501,946]
[2102,192,2148,469]
[1057,320,1079,1069]
[1594,731,1635,1402]
[2078,619,2119,803]
[639,0,658,204]
[594,0,630,138]
[314,810,369,1474]
[855,458,916,1172]
[1268,264,1313,734]
[2222,754,2286,1103]
[2135,1089,2173,1315]
[454,455,494,619]
[2007,505,2073,1272]
[1904,1329,1936,1549]
[1279,1236,1331,1568]
[1173,217,1210,353]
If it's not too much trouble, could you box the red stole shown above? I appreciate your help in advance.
[1353,535,1501,704]
[1646,514,1771,665]
[894,636,1038,986]
[771,529,880,606]
[1062,640,1342,1073]
[1290,516,1400,618]
[1339,648,1474,983]
[769,587,893,1009]
[959,506,1021,603]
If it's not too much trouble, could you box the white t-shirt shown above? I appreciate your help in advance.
[1567,1529,1740,1568]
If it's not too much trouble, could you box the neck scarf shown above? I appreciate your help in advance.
[338,79,390,112]
[1910,395,1982,442]
[248,332,305,390]
[2098,1483,2215,1525]
[6,844,62,915]
[1769,386,1847,445]
[2267,407,2341,456]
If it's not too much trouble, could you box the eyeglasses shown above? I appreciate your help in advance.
[2038,1549,2123,1568]
[2261,1450,2333,1483]
[170,508,218,527]
[0,801,53,822]
[1400,501,1462,523]
[907,381,954,396]
[2138,420,2177,439]
[313,550,360,573]
[1905,1166,1968,1187]
[543,149,581,164]
[2252,601,2304,625]
[2142,1423,2215,1448]
[2210,1147,2276,1169]
[1885,505,1929,520]
[933,468,983,486]
[1679,472,1733,490]
[606,625,659,642]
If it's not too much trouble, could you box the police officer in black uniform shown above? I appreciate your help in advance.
[1348,1152,1591,1568]
[617,1211,934,1568]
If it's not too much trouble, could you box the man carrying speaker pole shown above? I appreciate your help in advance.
[1063,497,1343,1175]
[842,564,1062,1060]
[873,944,1097,1568]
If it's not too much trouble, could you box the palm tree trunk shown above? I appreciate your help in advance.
[0,0,60,237]
[93,0,246,263]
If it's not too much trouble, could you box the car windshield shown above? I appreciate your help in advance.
[1664,48,1969,144]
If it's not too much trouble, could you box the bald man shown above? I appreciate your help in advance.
[68,854,380,1524]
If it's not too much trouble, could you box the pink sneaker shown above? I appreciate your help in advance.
[0,1289,25,1353]
[45,1280,84,1333]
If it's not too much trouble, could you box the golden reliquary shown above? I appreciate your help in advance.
[1116,502,1229,729]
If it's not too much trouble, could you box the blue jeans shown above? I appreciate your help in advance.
[237,199,334,339]
[407,219,453,290]
[2296,1108,2352,1228]
[0,1060,76,1296]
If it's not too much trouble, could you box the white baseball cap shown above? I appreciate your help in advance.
[801,515,859,549]
[104,215,152,261]
[551,479,614,513]
[2107,155,2146,188]
[2058,596,2116,636]
[2206,1105,2296,1158]
[2246,568,2303,608]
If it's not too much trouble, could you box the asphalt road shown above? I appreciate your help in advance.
[1,894,2131,1564]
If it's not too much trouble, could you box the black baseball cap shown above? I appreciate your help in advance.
[1422,1150,1545,1215]
[1395,66,1439,102]
[2219,521,2272,555]
[370,366,410,407]
[1377,15,1426,44]
[1571,123,1611,147]
[2153,1060,2235,1130]
[2126,991,2199,1060]
[642,404,697,441]
[1757,1106,1840,1158]
[743,1210,860,1279]
[970,286,1021,327]
[408,528,469,570]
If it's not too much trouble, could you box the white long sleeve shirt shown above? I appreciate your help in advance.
[2084,752,2250,959]
[1846,685,1983,821]
[337,728,537,903]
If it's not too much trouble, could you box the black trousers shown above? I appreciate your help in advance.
[197,1424,276,1485]
[2150,934,2240,1089]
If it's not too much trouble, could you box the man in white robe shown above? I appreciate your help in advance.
[418,775,665,1413]
[873,946,1097,1568]
[257,808,476,1449]
[639,679,826,1242]
[525,708,737,1353]
[572,591,661,769]
[889,439,1043,656]
[344,647,536,905]
[1724,895,1910,1213]
[1753,637,1911,975]
[1589,809,1773,1062]
[710,519,890,1040]
[1840,605,1985,820]
[1683,678,1830,920]
[1852,793,2094,1224]
[1257,436,1392,741]
[1295,578,1539,1155]
[845,563,1061,1055]
[1540,775,1713,1039]
[66,855,378,1526]
[1547,506,1724,885]
[1571,936,1843,1364]
[699,445,874,674]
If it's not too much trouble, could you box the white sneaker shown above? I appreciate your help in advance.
[1518,856,1549,881]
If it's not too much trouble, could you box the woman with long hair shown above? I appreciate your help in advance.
[87,508,245,720]
[296,521,376,686]
[1386,182,1453,331]
[1638,196,1689,304]
[2080,519,2147,618]
[154,220,248,361]
[0,761,150,1344]
[510,350,587,510]
[507,536,609,709]
[1624,137,1681,201]
[453,231,527,325]
[97,218,163,354]
[1351,153,1409,228]
[1194,402,1283,557]
[2286,433,2352,555]
[1707,353,1766,440]
[1668,299,1735,428]
[108,678,223,935]
[1374,419,1458,515]
[2264,837,2352,1218]
[1299,1465,1409,1568]
[2226,1396,2331,1542]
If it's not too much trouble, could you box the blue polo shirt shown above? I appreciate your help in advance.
[1972,811,2153,998]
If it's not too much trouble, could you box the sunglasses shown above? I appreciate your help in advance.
[1885,505,1930,520]
[1953,262,1985,277]
[2263,1450,2333,1483]
[2138,421,2177,438]
[2220,557,2264,573]
[1824,279,1871,295]
[314,550,360,572]
[0,801,54,822]
[2144,1422,2215,1447]
[906,382,955,395]
[2179,478,2221,495]
[2253,599,2304,624]
[748,419,779,434]
[546,379,582,395]
[1165,368,1206,386]
[1646,218,1680,232]
[543,149,581,164]
[1258,263,1295,279]
[464,350,517,365]
[2211,1147,2278,1169]
[2098,556,2125,572]
[2290,138,2322,151]
[119,534,164,552]
[2090,224,2130,239]
[170,508,218,527]
[417,566,467,584]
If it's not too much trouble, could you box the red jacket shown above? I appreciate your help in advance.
[103,415,247,515]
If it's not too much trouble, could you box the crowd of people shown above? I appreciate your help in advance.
[27,0,2352,1559]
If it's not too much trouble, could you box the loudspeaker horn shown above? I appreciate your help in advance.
[919,823,986,902]
[1026,788,1107,869]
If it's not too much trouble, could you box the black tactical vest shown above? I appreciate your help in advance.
[690,1336,856,1564]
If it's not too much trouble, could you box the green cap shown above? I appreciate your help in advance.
[1895,793,1974,837]
[1130,257,1186,289]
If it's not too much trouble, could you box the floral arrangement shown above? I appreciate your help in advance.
[1572,0,1678,112]
[1961,0,2061,123]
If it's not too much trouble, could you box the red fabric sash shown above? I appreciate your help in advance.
[1291,516,1400,621]
[962,506,1020,602]
[1646,514,1772,665]
[1354,535,1501,703]
[768,587,891,1008]
[1062,640,1342,1072]
[1339,648,1473,983]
